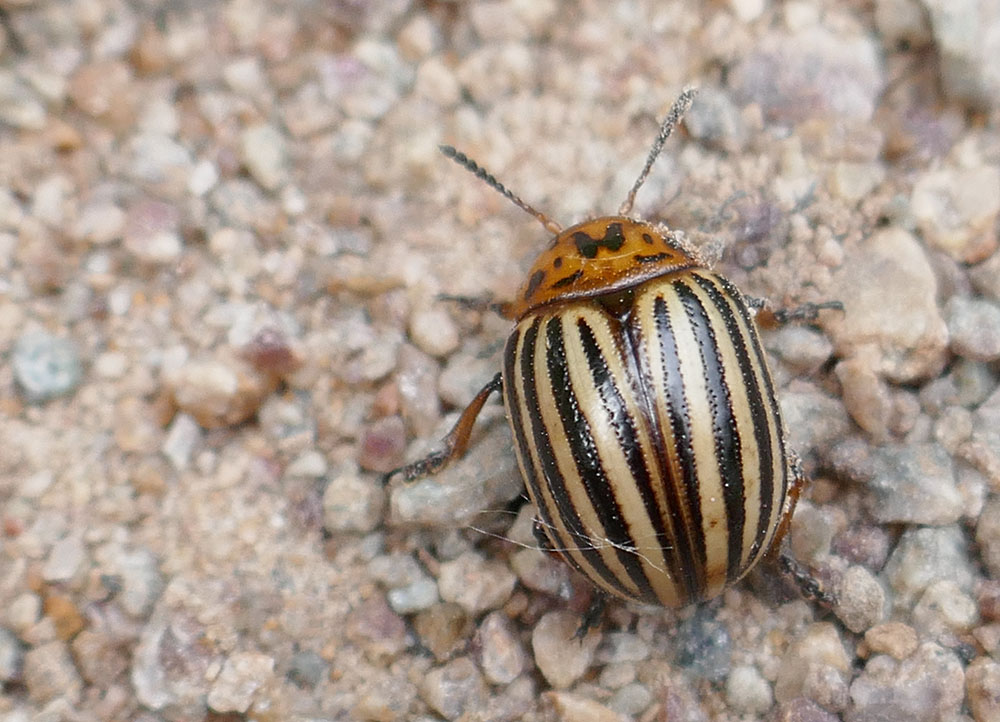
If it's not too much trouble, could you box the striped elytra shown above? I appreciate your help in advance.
[389,89,835,610]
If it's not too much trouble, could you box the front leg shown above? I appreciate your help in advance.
[383,373,503,483]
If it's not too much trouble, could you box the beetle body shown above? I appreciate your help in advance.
[389,89,834,610]
[502,217,788,607]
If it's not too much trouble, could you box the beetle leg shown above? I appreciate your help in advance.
[749,299,844,330]
[767,451,834,605]
[574,593,607,639]
[383,373,503,483]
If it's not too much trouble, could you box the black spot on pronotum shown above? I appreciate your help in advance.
[525,269,546,299]
[635,253,671,265]
[573,223,627,258]
[553,256,563,268]
[552,270,584,289]
[642,233,655,244]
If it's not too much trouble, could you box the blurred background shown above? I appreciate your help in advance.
[0,1,999,720]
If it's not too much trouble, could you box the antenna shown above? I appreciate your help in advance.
[439,145,563,235]
[618,86,697,216]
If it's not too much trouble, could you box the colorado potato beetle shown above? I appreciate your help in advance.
[389,88,839,611]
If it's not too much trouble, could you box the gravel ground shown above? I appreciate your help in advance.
[1,1,999,720]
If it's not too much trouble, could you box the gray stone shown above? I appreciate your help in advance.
[322,462,385,533]
[12,330,83,403]
[946,296,1000,361]
[827,228,947,383]
[883,526,974,609]
[419,657,487,721]
[0,627,23,682]
[532,611,600,689]
[726,665,773,715]
[849,642,964,721]
[437,551,516,615]
[866,443,963,525]
[833,565,887,633]
[477,611,526,685]
[389,409,522,527]
[23,641,83,704]
[674,608,731,682]
[206,652,274,713]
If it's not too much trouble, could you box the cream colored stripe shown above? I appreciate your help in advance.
[565,305,685,606]
[533,312,641,599]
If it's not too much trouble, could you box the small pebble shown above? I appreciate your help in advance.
[409,307,460,358]
[387,577,439,614]
[477,611,526,684]
[849,642,964,721]
[977,498,1000,579]
[286,650,326,689]
[23,640,83,704]
[866,443,963,525]
[42,534,86,583]
[541,691,624,722]
[0,627,23,682]
[206,652,275,714]
[389,411,522,527]
[44,593,85,640]
[419,657,487,721]
[413,603,472,661]
[322,463,385,534]
[358,415,407,474]
[966,657,1000,722]
[969,251,1000,300]
[241,123,289,191]
[682,85,747,151]
[595,632,650,665]
[911,579,978,643]
[827,228,947,383]
[6,593,42,634]
[775,623,850,702]
[96,544,164,618]
[769,325,835,375]
[123,198,183,264]
[71,629,129,686]
[437,551,517,615]
[12,330,83,403]
[833,565,886,633]
[164,354,278,430]
[162,413,202,471]
[346,596,409,660]
[772,697,839,722]
[726,665,773,715]
[946,296,1000,361]
[883,525,975,608]
[532,610,601,689]
[864,622,918,660]
[607,682,652,717]
[911,164,1000,262]
[674,608,732,682]
[835,355,892,440]
[923,0,1000,111]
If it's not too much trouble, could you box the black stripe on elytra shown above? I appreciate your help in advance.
[653,294,704,602]
[693,273,776,568]
[545,317,654,599]
[576,318,666,604]
[674,277,746,583]
[502,324,569,570]
[517,317,630,596]
[573,222,626,259]
[718,275,788,556]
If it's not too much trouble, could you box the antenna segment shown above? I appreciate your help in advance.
[439,145,563,235]
[618,86,697,216]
